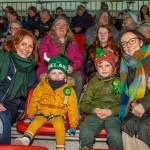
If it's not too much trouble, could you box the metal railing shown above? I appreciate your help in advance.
[0,0,149,19]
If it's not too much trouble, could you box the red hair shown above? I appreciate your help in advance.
[89,25,120,61]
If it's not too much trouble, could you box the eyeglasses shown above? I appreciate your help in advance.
[55,23,68,29]
[10,27,21,30]
[121,37,139,48]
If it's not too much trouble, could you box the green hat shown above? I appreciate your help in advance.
[47,56,69,74]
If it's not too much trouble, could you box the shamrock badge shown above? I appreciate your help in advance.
[63,87,72,96]
[112,78,121,95]
[96,47,106,58]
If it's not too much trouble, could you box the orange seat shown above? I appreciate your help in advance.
[74,34,85,53]
[16,89,69,135]
[83,114,107,138]
[0,145,48,150]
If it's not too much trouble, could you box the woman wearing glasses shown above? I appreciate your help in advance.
[119,30,150,150]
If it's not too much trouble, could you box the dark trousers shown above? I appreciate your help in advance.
[79,114,123,149]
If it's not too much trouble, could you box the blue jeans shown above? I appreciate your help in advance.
[0,110,12,144]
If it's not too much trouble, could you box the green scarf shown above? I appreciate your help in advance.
[0,50,34,100]
[119,44,150,119]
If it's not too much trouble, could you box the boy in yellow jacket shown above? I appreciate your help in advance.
[14,55,78,150]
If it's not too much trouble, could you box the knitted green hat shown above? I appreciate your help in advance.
[47,56,69,74]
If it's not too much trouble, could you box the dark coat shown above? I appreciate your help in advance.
[70,11,93,34]
[0,58,38,122]
[121,68,150,148]
[37,18,54,39]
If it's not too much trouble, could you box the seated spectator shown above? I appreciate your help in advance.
[0,29,38,144]
[114,11,124,31]
[53,7,66,19]
[26,6,40,33]
[84,25,120,78]
[119,30,150,150]
[0,6,14,46]
[5,20,23,41]
[137,23,150,39]
[37,16,83,102]
[14,55,78,150]
[79,48,123,149]
[85,9,119,48]
[139,5,150,24]
[123,12,139,30]
[35,9,54,40]
[70,5,92,34]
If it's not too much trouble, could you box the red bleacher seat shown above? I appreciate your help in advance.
[0,145,48,150]
[74,34,85,53]
[16,89,69,135]
[83,114,107,138]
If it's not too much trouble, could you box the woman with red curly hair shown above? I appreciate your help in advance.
[84,25,120,78]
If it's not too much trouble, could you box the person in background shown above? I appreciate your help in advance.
[37,16,83,102]
[53,7,67,19]
[14,55,78,150]
[80,48,123,149]
[26,6,40,33]
[70,5,92,34]
[35,9,54,40]
[0,29,38,144]
[139,5,150,24]
[0,6,14,46]
[0,6,14,35]
[84,25,120,78]
[114,11,124,31]
[6,20,23,40]
[85,9,119,48]
[138,23,150,40]
[123,12,139,30]
[119,30,150,150]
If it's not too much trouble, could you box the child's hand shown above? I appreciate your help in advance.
[100,109,112,118]
[68,127,76,135]
[23,117,33,124]
[94,108,112,118]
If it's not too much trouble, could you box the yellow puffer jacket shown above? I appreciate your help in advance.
[28,78,78,127]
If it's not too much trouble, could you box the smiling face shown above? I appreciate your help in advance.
[10,22,22,36]
[15,35,34,59]
[48,69,66,81]
[53,18,68,42]
[121,32,143,56]
[97,60,114,77]
[98,27,109,46]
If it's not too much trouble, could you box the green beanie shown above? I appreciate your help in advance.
[47,56,69,74]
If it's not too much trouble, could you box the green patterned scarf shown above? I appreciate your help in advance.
[0,50,34,100]
[119,44,150,119]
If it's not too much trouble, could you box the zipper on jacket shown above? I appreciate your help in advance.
[1,59,16,102]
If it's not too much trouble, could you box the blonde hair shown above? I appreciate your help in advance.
[51,16,74,44]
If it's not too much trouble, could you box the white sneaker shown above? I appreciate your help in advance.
[14,137,30,145]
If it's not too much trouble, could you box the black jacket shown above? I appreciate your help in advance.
[121,68,150,148]
[0,59,38,122]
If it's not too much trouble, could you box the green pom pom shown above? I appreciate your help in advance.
[96,48,106,58]
[63,87,72,96]
[111,78,121,95]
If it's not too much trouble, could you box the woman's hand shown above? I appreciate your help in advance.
[132,103,145,117]
[0,103,6,112]
[67,65,74,74]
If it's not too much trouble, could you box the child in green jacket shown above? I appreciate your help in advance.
[79,48,123,149]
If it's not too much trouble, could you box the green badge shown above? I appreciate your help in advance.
[112,78,121,95]
[63,87,71,96]
[96,47,106,58]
